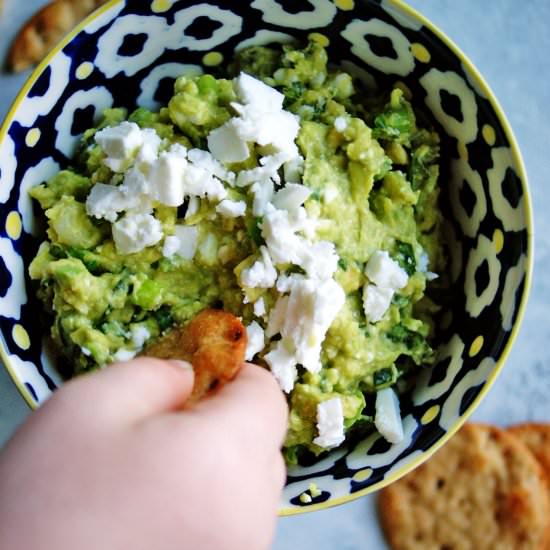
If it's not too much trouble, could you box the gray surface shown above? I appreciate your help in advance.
[0,1,549,548]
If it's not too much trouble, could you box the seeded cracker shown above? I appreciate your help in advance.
[508,423,550,493]
[7,0,108,72]
[378,424,550,550]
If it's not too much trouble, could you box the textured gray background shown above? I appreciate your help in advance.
[0,1,548,548]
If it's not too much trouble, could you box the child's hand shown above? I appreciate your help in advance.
[0,358,288,550]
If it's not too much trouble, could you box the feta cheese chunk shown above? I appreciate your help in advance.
[363,284,395,323]
[313,398,346,449]
[241,246,277,289]
[135,128,162,165]
[183,162,227,201]
[163,225,199,260]
[216,199,247,218]
[187,148,236,186]
[272,183,312,212]
[299,241,339,281]
[283,155,304,183]
[207,73,300,167]
[245,321,265,361]
[374,388,404,444]
[234,72,285,111]
[251,179,275,216]
[86,170,153,223]
[148,146,187,207]
[95,121,143,168]
[113,349,137,362]
[267,277,345,373]
[86,183,126,223]
[253,297,266,318]
[131,326,151,349]
[207,121,250,163]
[112,212,163,254]
[184,197,200,220]
[264,340,297,393]
[365,250,409,290]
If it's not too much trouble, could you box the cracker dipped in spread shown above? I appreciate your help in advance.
[143,309,247,404]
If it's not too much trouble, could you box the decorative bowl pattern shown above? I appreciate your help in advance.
[0,0,532,514]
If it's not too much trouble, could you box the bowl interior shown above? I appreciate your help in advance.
[0,0,531,514]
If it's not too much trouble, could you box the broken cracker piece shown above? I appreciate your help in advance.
[143,309,247,403]
[7,0,108,73]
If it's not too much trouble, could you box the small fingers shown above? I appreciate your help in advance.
[192,363,288,451]
[55,358,195,426]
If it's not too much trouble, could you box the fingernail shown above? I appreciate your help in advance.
[169,360,193,371]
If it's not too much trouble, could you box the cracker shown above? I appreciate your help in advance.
[143,309,247,404]
[7,0,108,73]
[508,423,550,485]
[378,423,550,550]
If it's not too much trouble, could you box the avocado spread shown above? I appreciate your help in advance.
[29,38,446,462]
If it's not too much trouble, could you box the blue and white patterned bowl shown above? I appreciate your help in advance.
[0,0,532,514]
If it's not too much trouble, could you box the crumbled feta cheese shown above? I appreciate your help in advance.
[234,72,285,112]
[207,121,250,164]
[183,162,227,201]
[148,146,187,207]
[275,273,302,294]
[264,340,297,393]
[207,74,300,167]
[299,240,339,281]
[334,116,348,132]
[261,206,336,280]
[163,225,199,260]
[269,278,345,373]
[245,321,265,361]
[112,212,163,254]
[251,179,275,216]
[272,183,312,212]
[135,128,162,165]
[95,121,143,171]
[313,398,346,449]
[374,388,404,444]
[120,166,152,199]
[86,183,126,223]
[236,153,286,188]
[284,155,304,183]
[261,206,306,265]
[113,349,137,362]
[185,197,200,220]
[235,109,298,158]
[365,250,409,290]
[363,284,395,323]
[253,297,266,318]
[131,326,151,348]
[265,295,289,338]
[241,246,277,289]
[188,148,235,186]
[216,199,247,218]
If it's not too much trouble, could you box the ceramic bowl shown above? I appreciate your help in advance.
[0,0,532,514]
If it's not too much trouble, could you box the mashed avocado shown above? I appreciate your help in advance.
[29,38,446,461]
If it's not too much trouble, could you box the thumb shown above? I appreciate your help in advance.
[60,357,195,425]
